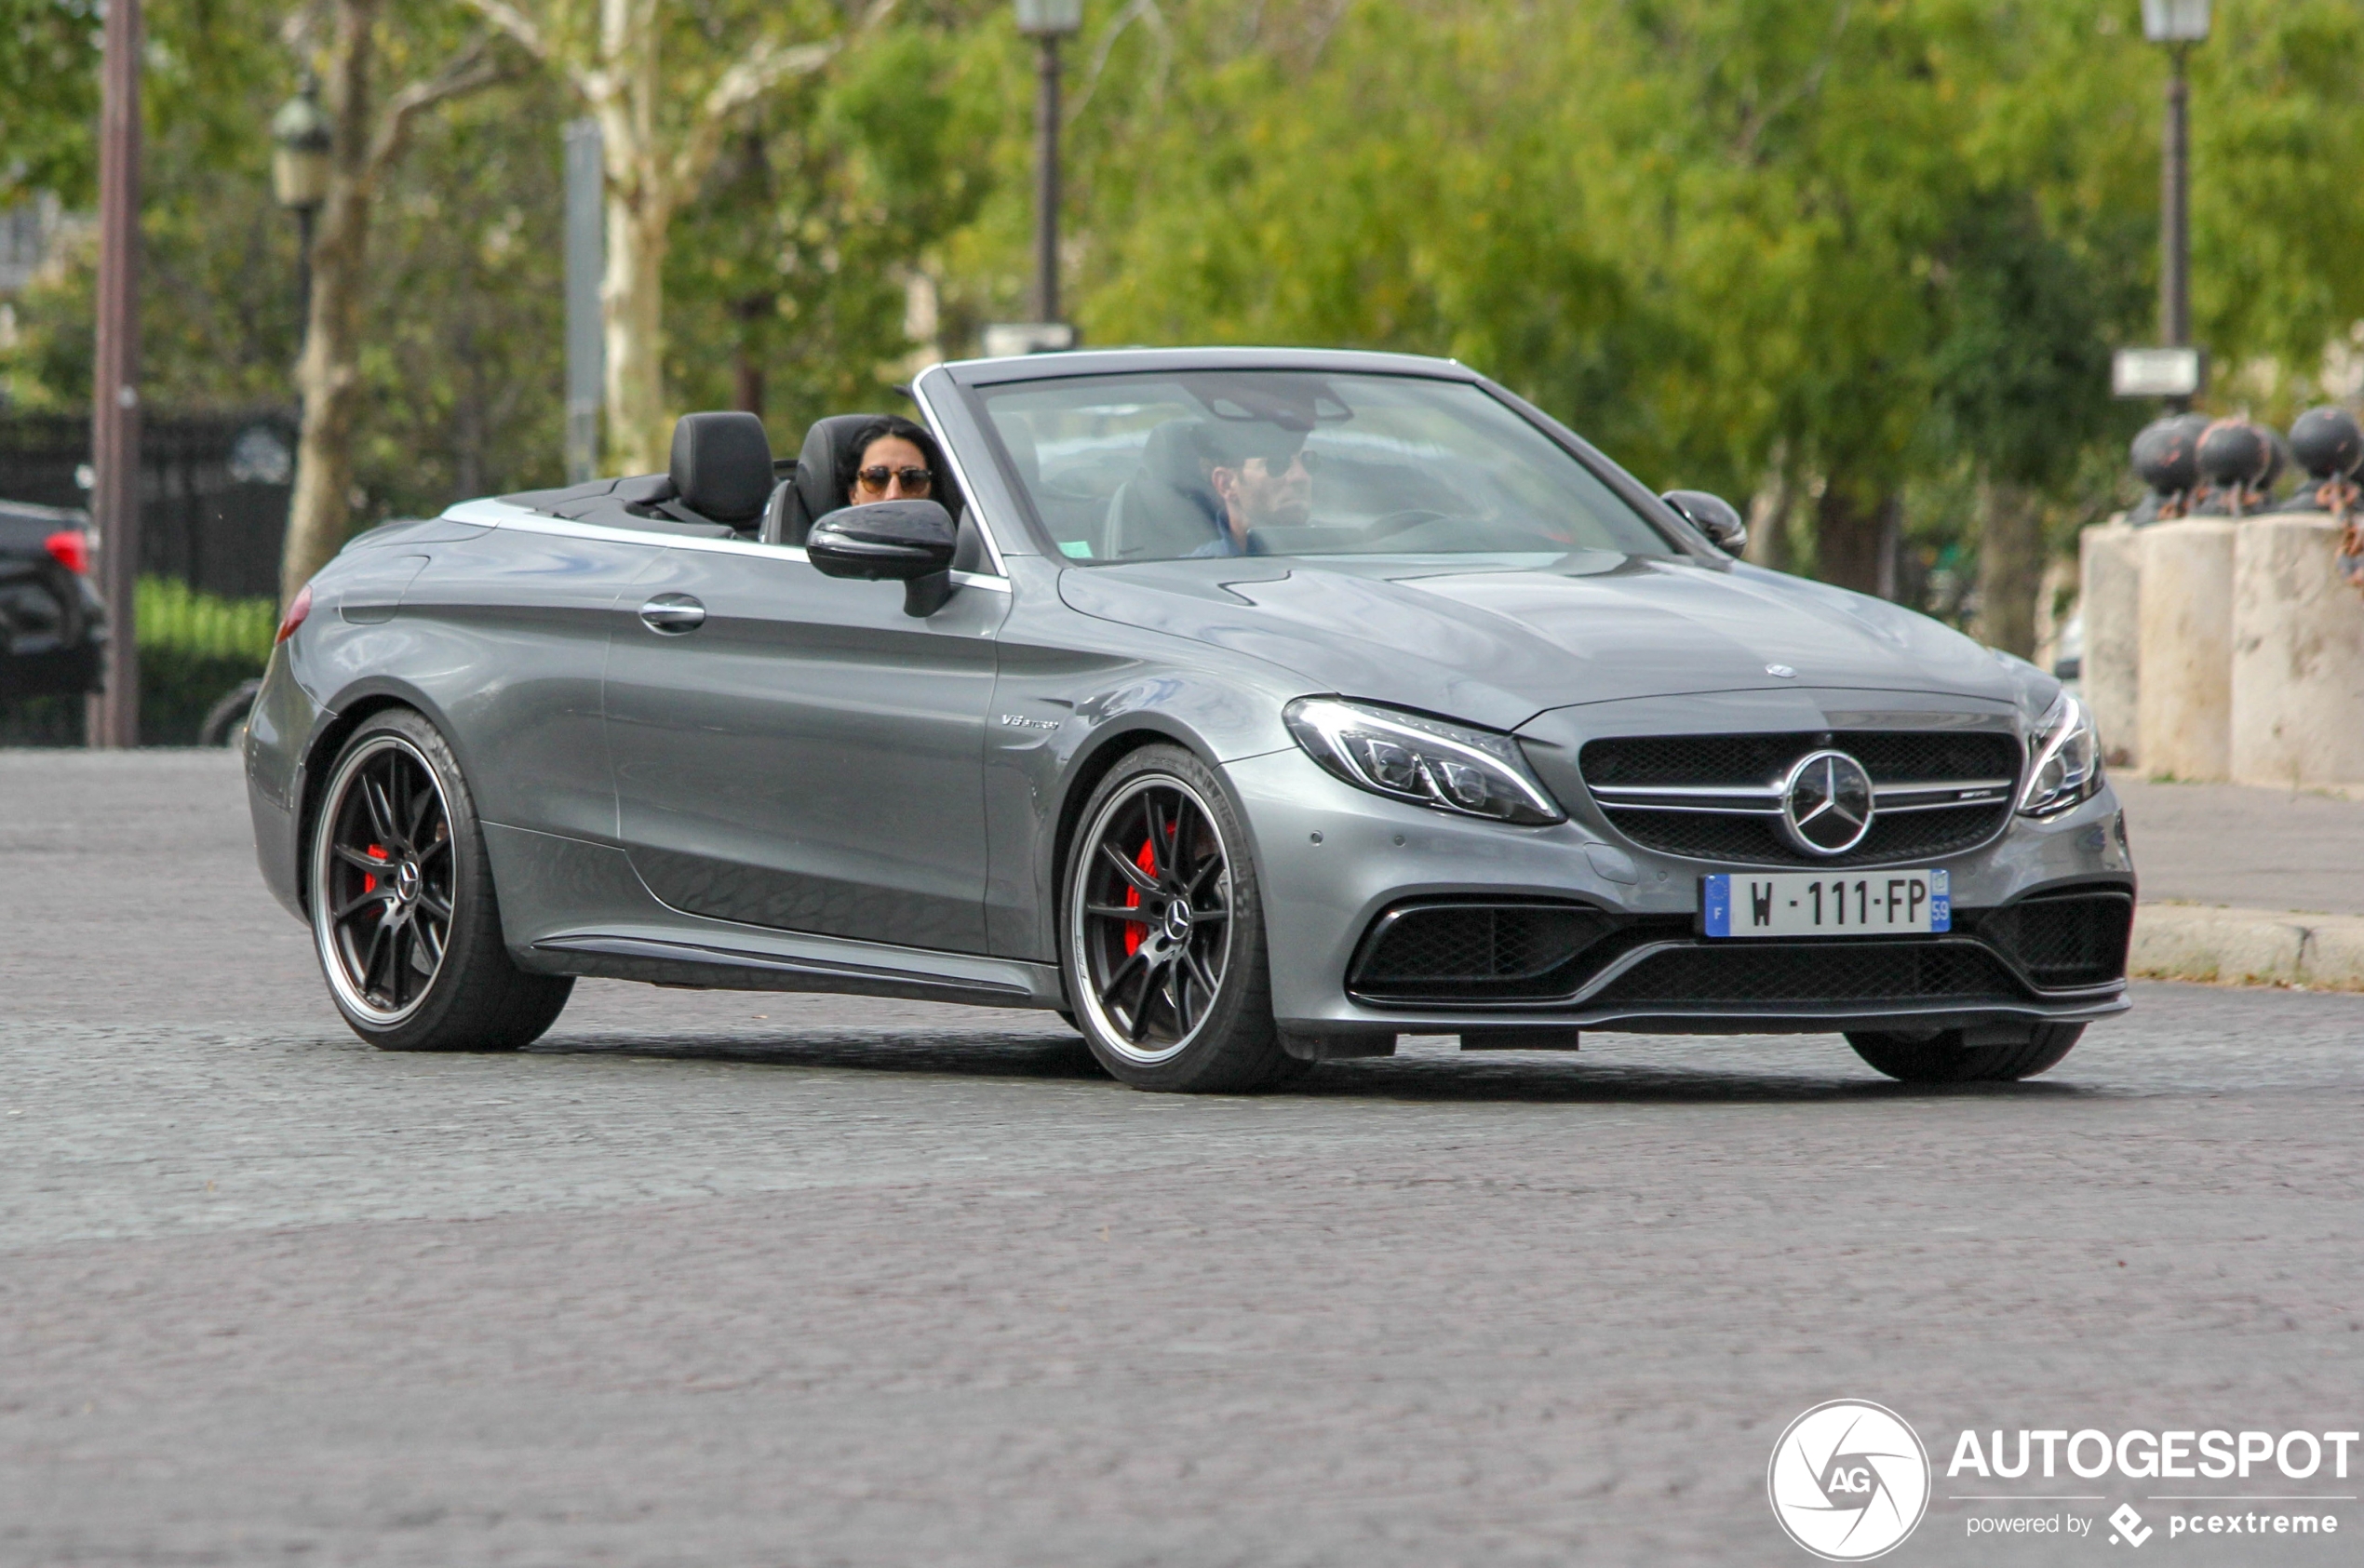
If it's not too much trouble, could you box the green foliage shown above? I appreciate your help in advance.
[137,574,277,662]
[7,0,2364,628]
[665,19,1001,436]
[131,576,275,744]
[0,0,100,206]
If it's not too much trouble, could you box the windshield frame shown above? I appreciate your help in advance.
[937,356,1709,567]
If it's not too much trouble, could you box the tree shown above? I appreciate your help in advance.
[665,21,999,435]
[281,3,517,601]
[460,0,896,473]
[0,0,101,208]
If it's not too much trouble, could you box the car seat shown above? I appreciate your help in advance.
[1104,422,1225,560]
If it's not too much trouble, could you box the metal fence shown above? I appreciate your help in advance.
[0,410,296,601]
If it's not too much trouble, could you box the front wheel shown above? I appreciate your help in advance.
[1062,746,1295,1092]
[1846,1024,2084,1084]
[309,708,573,1052]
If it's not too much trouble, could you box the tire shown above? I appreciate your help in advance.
[1845,1023,2084,1084]
[199,677,264,747]
[1061,744,1295,1092]
[308,708,573,1052]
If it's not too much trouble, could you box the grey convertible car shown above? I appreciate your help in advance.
[246,347,2132,1092]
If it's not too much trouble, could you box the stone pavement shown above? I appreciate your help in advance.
[1,750,2359,1566]
[2113,778,2364,916]
[5,998,2361,1568]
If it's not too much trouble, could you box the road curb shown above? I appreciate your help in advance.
[2131,902,2364,990]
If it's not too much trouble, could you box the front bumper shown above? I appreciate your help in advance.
[1228,746,2133,1037]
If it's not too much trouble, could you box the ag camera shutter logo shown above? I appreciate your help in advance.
[1768,1400,1932,1561]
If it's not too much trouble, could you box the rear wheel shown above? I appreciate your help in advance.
[1062,746,1295,1092]
[1846,1024,2083,1084]
[309,709,572,1052]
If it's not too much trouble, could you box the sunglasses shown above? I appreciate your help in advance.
[1242,449,1317,474]
[856,465,934,495]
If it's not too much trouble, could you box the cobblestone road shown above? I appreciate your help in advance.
[2,754,2357,1566]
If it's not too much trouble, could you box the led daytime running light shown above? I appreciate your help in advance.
[1284,698,1565,825]
[2017,692,2102,815]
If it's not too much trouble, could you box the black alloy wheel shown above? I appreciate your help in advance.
[1845,1023,2084,1084]
[319,730,452,1019]
[309,708,572,1051]
[1063,745,1296,1092]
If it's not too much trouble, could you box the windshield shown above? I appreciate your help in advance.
[971,370,1677,564]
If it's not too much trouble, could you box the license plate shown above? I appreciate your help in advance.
[1701,869,1950,938]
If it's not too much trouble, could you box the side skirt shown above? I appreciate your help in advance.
[531,930,1060,1011]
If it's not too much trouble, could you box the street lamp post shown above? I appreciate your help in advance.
[271,76,332,354]
[87,0,142,748]
[2144,0,2210,409]
[987,0,1082,357]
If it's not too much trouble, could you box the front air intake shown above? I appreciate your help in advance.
[1349,902,1616,1002]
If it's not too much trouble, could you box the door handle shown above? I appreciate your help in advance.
[638,594,705,635]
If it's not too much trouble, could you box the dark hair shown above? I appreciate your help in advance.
[839,415,945,499]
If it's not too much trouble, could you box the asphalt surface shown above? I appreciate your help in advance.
[3,751,2359,1566]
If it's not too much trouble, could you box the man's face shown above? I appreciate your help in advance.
[1213,449,1313,532]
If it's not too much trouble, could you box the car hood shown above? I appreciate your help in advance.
[1056,553,2017,733]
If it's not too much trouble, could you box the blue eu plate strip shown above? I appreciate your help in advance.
[1930,868,1951,932]
[1702,874,1732,937]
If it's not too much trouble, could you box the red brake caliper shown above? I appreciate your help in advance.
[363,842,387,894]
[1122,837,1157,956]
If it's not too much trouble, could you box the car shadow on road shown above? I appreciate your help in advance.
[523,1029,2095,1105]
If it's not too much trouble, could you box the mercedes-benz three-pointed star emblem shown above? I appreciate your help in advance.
[1780,749,1875,855]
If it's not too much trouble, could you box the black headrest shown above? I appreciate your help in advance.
[796,414,892,529]
[669,412,772,524]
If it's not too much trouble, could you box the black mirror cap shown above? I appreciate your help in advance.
[808,497,960,600]
[1661,489,1748,554]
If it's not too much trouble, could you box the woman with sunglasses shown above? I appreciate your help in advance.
[837,415,944,508]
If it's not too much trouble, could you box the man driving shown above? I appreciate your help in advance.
[1189,423,1315,556]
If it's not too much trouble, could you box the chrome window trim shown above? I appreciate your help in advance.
[910,363,1016,573]
[437,497,1013,593]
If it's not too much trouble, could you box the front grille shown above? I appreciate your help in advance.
[1350,903,1616,1001]
[1587,940,2025,1008]
[1578,730,2021,867]
[1968,890,2133,988]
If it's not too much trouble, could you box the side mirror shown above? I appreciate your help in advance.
[1660,489,1748,554]
[807,499,960,617]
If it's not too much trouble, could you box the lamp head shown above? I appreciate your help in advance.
[1014,0,1083,37]
[272,78,333,211]
[2141,0,2210,44]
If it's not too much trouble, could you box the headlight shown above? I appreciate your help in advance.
[2018,691,2102,816]
[1284,697,1565,825]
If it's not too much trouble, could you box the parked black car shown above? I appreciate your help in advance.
[0,500,105,698]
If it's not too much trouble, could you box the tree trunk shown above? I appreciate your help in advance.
[1743,463,1791,571]
[596,0,671,475]
[1974,476,2044,657]
[600,183,669,474]
[281,0,381,606]
[732,294,771,417]
[1813,481,1894,596]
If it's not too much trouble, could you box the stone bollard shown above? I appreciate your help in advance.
[2078,519,2142,767]
[2231,512,2364,787]
[2138,516,2236,781]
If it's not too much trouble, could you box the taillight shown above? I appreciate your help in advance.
[275,583,313,644]
[44,530,88,575]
